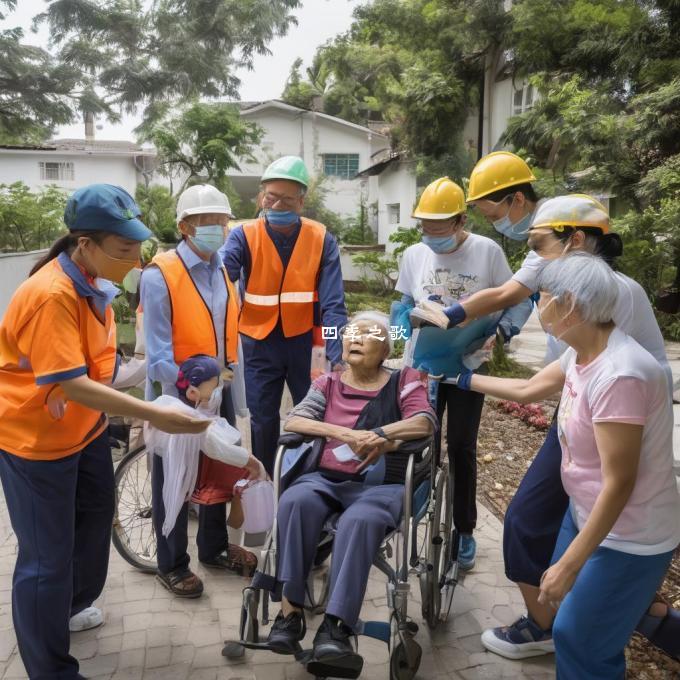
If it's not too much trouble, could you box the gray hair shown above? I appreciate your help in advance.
[537,252,618,324]
[348,310,393,352]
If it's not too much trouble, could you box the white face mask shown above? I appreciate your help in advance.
[197,383,223,415]
[536,297,582,341]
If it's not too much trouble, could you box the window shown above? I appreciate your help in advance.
[387,203,400,225]
[512,83,536,115]
[39,161,75,182]
[322,154,360,179]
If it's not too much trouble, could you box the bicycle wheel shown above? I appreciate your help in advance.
[112,445,157,573]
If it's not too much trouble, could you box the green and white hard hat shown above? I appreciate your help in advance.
[261,156,310,189]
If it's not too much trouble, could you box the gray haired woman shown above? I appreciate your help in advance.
[454,253,680,679]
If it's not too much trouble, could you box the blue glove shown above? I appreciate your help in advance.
[454,370,473,391]
[443,301,467,328]
[427,294,443,302]
[498,322,519,343]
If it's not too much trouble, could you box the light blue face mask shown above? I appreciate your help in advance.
[265,208,299,228]
[422,233,459,254]
[491,198,534,241]
[190,224,225,254]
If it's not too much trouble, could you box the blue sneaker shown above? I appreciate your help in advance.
[481,615,554,660]
[458,533,476,570]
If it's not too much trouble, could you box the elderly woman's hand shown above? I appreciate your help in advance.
[356,439,392,471]
[337,429,378,454]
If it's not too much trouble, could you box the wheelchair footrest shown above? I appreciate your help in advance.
[358,620,390,643]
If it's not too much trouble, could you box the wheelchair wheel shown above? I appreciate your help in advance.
[389,614,421,680]
[111,445,157,573]
[420,461,453,629]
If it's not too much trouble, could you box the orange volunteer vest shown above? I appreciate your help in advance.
[239,217,326,340]
[0,259,116,460]
[151,249,238,366]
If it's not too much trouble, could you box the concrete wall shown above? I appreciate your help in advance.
[339,244,386,283]
[0,151,141,195]
[375,161,417,249]
[0,249,48,320]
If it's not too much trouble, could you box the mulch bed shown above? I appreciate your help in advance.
[473,398,680,679]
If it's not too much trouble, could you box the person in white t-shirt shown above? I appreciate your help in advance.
[393,177,532,571]
[456,253,680,679]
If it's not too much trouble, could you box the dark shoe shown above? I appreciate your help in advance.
[307,616,363,679]
[155,568,204,598]
[266,610,306,655]
[636,605,680,661]
[200,544,258,577]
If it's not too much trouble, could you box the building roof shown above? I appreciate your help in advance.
[0,139,154,157]
[239,99,389,138]
[355,151,402,178]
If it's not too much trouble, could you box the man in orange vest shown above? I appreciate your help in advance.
[141,184,256,598]
[221,156,347,474]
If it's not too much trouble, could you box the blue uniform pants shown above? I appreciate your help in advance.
[502,419,568,585]
[275,472,403,627]
[241,327,312,475]
[551,509,673,679]
[151,453,228,574]
[0,430,114,680]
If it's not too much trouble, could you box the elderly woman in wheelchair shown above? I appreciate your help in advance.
[258,312,436,677]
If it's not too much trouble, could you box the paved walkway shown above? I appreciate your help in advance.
[0,491,555,680]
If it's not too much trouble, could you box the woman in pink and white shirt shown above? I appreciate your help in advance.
[458,252,680,679]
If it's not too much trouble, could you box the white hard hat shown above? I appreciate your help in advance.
[176,184,233,224]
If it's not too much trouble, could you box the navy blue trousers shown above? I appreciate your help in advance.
[151,453,228,574]
[241,327,312,476]
[503,419,568,585]
[0,430,114,680]
[275,472,403,627]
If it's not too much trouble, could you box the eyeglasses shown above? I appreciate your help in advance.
[262,191,301,210]
[417,219,464,236]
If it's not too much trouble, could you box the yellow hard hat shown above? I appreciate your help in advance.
[412,177,466,220]
[530,194,610,233]
[467,151,536,202]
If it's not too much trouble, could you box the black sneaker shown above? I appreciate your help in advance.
[266,610,306,655]
[307,616,363,679]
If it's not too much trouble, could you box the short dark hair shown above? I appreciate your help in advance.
[481,182,539,204]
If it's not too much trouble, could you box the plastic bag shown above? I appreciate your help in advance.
[229,337,249,418]
[234,479,275,534]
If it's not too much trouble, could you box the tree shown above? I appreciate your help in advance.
[135,184,176,244]
[150,102,263,195]
[1,0,300,141]
[0,182,67,252]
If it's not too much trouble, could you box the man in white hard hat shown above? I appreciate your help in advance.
[141,184,257,598]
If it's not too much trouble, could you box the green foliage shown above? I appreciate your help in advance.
[135,185,176,244]
[300,175,346,236]
[488,340,536,379]
[339,201,376,245]
[150,102,263,193]
[2,1,299,140]
[0,182,67,252]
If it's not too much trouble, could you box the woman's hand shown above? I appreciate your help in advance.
[337,429,376,452]
[356,439,392,471]
[538,560,579,610]
[148,407,210,434]
[244,454,265,480]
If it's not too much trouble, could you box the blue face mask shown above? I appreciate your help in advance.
[422,233,459,254]
[189,224,225,254]
[492,199,534,241]
[265,208,299,228]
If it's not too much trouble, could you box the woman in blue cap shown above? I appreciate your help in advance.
[0,184,209,680]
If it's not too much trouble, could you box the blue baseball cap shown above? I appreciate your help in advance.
[64,184,153,242]
[176,354,221,397]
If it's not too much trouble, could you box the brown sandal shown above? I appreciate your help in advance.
[156,568,204,598]
[201,544,258,577]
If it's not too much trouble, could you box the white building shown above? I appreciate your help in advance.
[0,139,155,197]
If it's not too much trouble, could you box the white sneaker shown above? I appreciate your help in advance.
[481,616,554,660]
[69,606,104,632]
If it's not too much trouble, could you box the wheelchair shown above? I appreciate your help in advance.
[222,425,459,680]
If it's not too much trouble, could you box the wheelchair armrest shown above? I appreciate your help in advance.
[396,436,431,454]
[277,432,314,447]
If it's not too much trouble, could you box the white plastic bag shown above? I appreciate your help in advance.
[235,479,275,534]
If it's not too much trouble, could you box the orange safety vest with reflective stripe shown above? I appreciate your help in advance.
[240,217,326,339]
[151,249,238,366]
[0,258,116,459]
